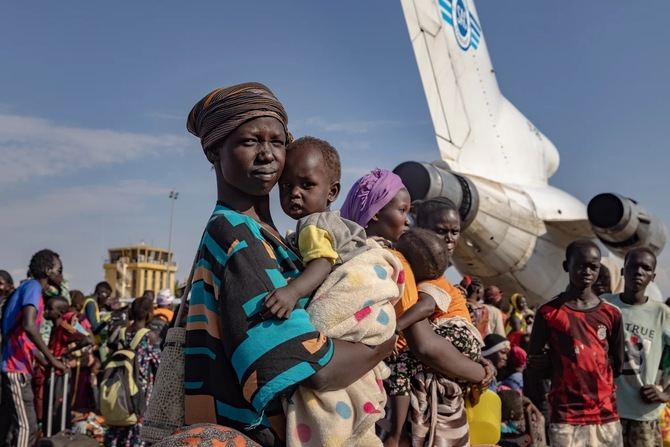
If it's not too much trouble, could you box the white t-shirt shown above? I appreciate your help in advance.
[605,293,670,421]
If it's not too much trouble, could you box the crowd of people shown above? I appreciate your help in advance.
[0,260,172,447]
[1,81,669,447]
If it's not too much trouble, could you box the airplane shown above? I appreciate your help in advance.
[394,0,666,304]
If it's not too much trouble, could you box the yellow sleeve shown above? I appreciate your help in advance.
[297,225,338,264]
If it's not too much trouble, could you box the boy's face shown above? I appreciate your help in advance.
[96,288,111,307]
[72,297,84,312]
[623,251,656,293]
[565,247,601,289]
[46,258,63,289]
[44,303,61,321]
[279,146,339,219]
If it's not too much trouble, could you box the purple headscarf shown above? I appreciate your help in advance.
[340,169,406,227]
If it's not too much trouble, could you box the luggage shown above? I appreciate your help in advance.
[36,369,98,447]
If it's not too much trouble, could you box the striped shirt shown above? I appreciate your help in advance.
[184,203,333,438]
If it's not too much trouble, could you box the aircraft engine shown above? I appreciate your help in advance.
[587,193,666,258]
[393,161,479,228]
[393,161,562,302]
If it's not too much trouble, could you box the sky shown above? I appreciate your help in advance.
[1,1,669,295]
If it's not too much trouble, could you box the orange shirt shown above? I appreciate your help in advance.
[153,306,174,323]
[390,249,471,349]
[422,276,472,323]
[390,250,419,350]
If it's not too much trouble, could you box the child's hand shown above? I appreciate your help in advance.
[263,287,300,319]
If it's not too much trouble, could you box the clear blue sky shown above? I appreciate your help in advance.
[1,1,669,294]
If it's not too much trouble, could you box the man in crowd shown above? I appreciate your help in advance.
[83,281,112,334]
[605,247,670,446]
[462,277,505,338]
[0,249,67,447]
[484,285,507,335]
[528,239,624,447]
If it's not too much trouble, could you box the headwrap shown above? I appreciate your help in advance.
[340,169,406,227]
[187,82,291,155]
[484,285,502,305]
[508,345,527,370]
[157,288,175,307]
[482,333,510,357]
[510,293,523,311]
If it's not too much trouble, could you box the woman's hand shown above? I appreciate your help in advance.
[477,358,495,388]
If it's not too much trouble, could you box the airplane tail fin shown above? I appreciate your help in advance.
[400,0,559,187]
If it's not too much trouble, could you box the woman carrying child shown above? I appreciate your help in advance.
[341,173,494,446]
[182,84,396,446]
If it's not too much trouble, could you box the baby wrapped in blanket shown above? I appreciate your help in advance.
[265,139,403,446]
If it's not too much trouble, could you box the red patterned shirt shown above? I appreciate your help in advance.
[537,295,624,424]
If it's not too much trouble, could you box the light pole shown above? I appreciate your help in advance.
[167,190,179,289]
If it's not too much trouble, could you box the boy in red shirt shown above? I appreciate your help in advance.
[528,240,624,447]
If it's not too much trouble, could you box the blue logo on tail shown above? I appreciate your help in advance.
[438,0,482,51]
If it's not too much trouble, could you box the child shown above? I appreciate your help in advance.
[498,390,531,446]
[44,296,90,429]
[104,296,160,447]
[527,239,624,447]
[500,345,526,393]
[385,228,483,447]
[604,247,670,447]
[274,137,403,446]
[264,136,369,319]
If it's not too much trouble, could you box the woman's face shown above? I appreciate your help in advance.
[367,188,411,243]
[214,116,287,196]
[489,347,509,370]
[517,296,527,310]
[420,208,461,256]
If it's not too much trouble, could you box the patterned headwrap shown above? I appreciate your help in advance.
[187,82,291,155]
[340,169,406,227]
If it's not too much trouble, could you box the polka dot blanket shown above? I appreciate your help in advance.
[284,242,405,447]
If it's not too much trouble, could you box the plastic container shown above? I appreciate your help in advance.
[465,389,501,445]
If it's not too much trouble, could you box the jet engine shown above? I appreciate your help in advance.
[587,193,666,258]
[394,161,479,228]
